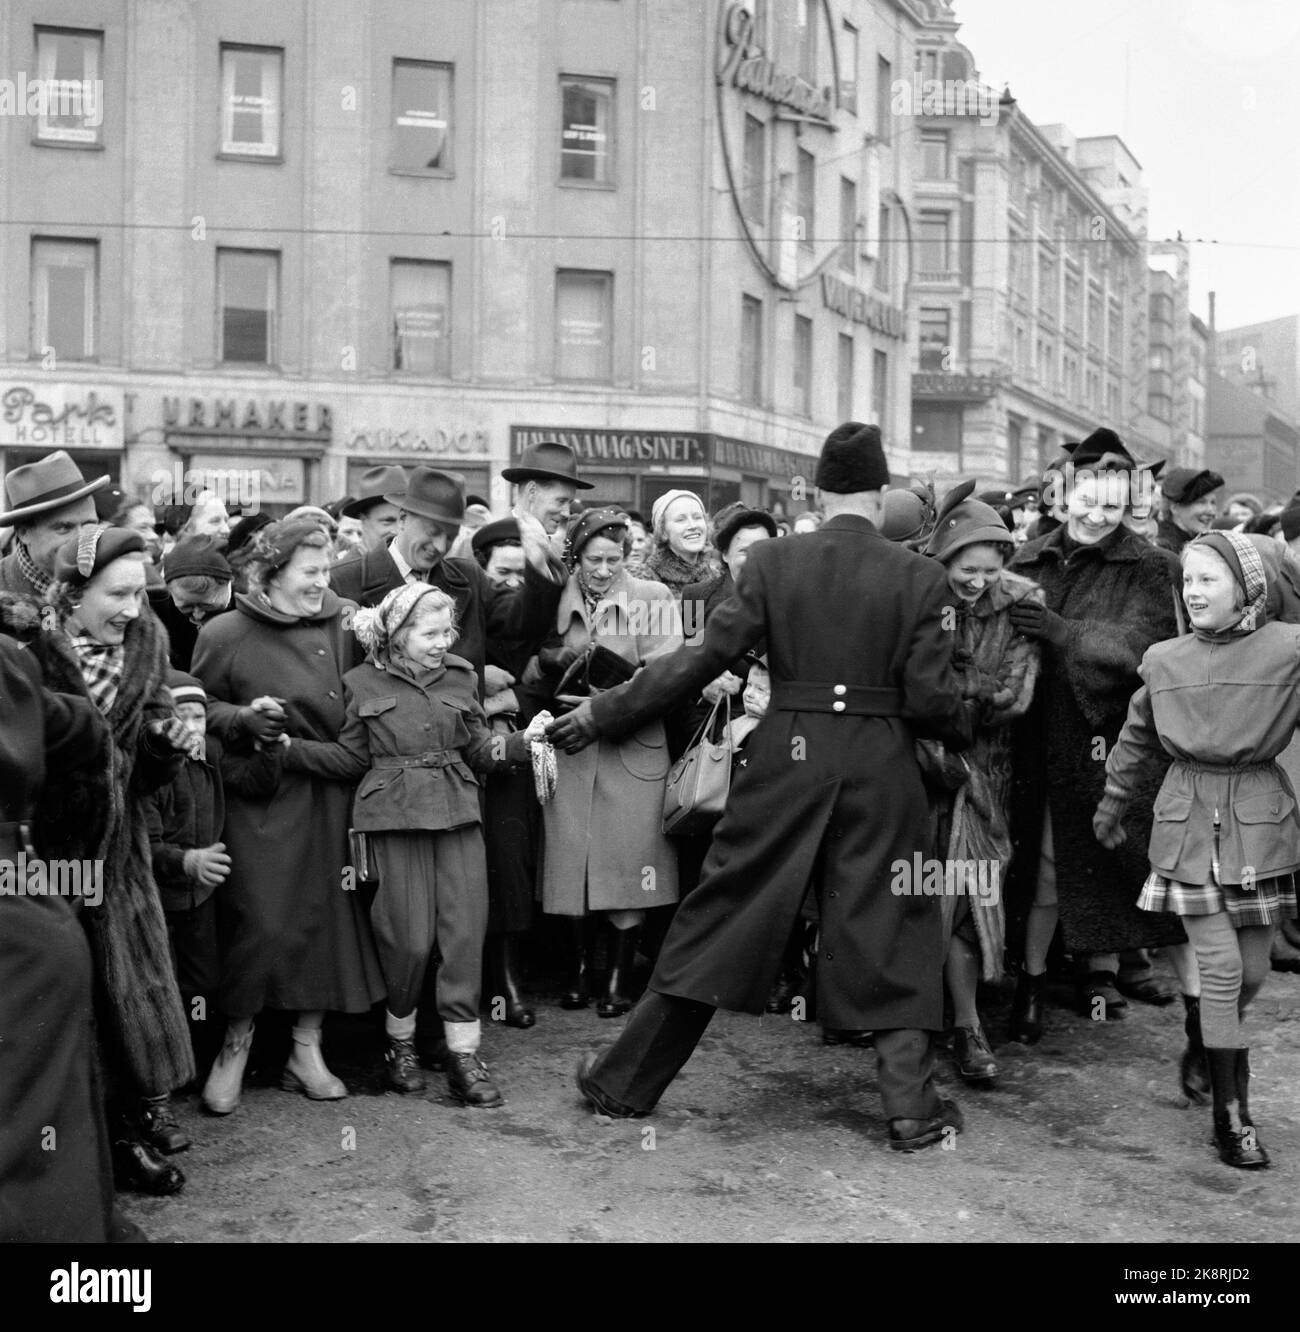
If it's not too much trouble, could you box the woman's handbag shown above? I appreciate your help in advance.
[662,694,733,836]
[552,642,638,713]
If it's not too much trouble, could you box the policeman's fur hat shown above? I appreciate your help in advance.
[814,422,890,495]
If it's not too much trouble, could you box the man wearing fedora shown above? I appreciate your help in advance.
[551,422,973,1151]
[341,464,407,554]
[503,440,592,544]
[0,450,110,598]
[331,465,564,689]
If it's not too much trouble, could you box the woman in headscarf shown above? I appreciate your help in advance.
[537,508,683,1016]
[1095,531,1300,1169]
[278,584,551,1106]
[2,524,196,1197]
[629,489,718,598]
[920,484,1043,1082]
[192,519,385,1116]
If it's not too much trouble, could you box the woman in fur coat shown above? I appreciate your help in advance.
[1007,435,1186,1040]
[921,485,1042,1082]
[2,524,197,1197]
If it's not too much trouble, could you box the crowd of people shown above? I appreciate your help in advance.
[3,421,1299,1243]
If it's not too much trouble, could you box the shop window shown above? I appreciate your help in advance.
[390,61,453,174]
[913,404,961,453]
[220,45,282,159]
[32,238,97,361]
[918,308,950,371]
[555,270,612,381]
[391,260,451,375]
[34,27,102,146]
[740,295,763,405]
[793,315,813,418]
[560,77,614,184]
[218,249,278,365]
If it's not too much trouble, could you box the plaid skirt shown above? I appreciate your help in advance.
[1138,870,1297,928]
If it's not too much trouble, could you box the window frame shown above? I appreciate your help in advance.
[740,294,763,406]
[219,43,284,162]
[31,236,99,362]
[793,313,813,419]
[838,176,857,275]
[559,75,616,188]
[216,247,280,368]
[33,26,104,148]
[389,59,455,177]
[837,331,854,422]
[840,20,859,115]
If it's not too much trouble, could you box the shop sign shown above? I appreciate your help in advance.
[163,396,331,438]
[0,384,123,449]
[187,452,305,506]
[912,372,1004,400]
[511,426,707,468]
[710,435,811,481]
[820,274,905,339]
[349,427,490,457]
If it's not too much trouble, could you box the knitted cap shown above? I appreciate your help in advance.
[164,535,232,583]
[166,669,207,709]
[1188,530,1268,632]
[651,490,704,538]
[351,583,456,666]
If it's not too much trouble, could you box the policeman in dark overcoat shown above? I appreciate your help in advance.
[550,423,972,1149]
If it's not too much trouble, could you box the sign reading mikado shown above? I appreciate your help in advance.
[0,384,124,450]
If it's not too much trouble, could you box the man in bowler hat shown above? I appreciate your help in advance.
[550,423,972,1150]
[0,450,110,597]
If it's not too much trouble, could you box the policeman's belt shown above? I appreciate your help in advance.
[770,683,903,716]
[374,750,459,769]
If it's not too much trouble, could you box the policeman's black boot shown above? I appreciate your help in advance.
[112,1113,185,1196]
[1207,1047,1269,1169]
[1179,995,1211,1105]
[489,932,535,1028]
[597,924,639,1019]
[561,916,593,1010]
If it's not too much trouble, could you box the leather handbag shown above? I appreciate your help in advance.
[553,642,638,712]
[662,694,733,837]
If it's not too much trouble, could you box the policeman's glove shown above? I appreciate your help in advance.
[548,700,600,753]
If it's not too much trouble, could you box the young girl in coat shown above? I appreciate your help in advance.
[1094,530,1300,1169]
[285,584,550,1106]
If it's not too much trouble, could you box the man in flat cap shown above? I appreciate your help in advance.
[0,450,109,598]
[551,422,972,1150]
[1156,467,1224,555]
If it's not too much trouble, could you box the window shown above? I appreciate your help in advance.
[560,77,614,184]
[555,270,612,381]
[839,177,857,274]
[390,61,453,173]
[1008,230,1026,299]
[220,45,282,158]
[874,204,891,292]
[32,239,97,361]
[919,130,949,180]
[797,0,817,82]
[391,260,451,375]
[918,211,950,276]
[840,21,859,114]
[871,349,888,425]
[1087,287,1103,351]
[743,113,766,227]
[34,27,102,146]
[1064,270,1081,337]
[919,308,950,370]
[1108,301,1123,359]
[1037,337,1054,388]
[740,295,762,404]
[837,333,854,422]
[796,148,815,251]
[876,56,892,143]
[217,249,278,364]
[1037,249,1057,316]
[793,314,813,418]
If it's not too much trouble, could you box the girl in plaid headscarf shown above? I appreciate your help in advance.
[1095,529,1300,1171]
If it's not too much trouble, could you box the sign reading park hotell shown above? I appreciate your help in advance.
[1,385,123,449]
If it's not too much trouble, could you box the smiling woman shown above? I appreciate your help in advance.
[630,489,719,597]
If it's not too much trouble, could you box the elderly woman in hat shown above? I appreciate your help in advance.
[192,519,385,1116]
[1007,429,1186,1040]
[629,489,719,598]
[1095,530,1300,1168]
[538,507,684,1016]
[921,485,1044,1082]
[278,584,552,1104]
[0,523,198,1196]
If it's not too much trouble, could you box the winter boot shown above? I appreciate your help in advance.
[1179,995,1211,1105]
[1009,965,1047,1044]
[1207,1047,1269,1169]
[139,1094,190,1154]
[597,924,639,1018]
[281,1026,347,1100]
[561,916,594,1009]
[202,1020,255,1115]
[489,932,536,1028]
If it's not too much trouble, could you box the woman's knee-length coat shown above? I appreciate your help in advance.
[541,572,683,915]
[1008,524,1187,953]
[192,590,385,1015]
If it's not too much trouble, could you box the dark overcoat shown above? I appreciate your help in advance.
[588,515,970,1031]
[191,590,386,1015]
[1007,523,1187,953]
